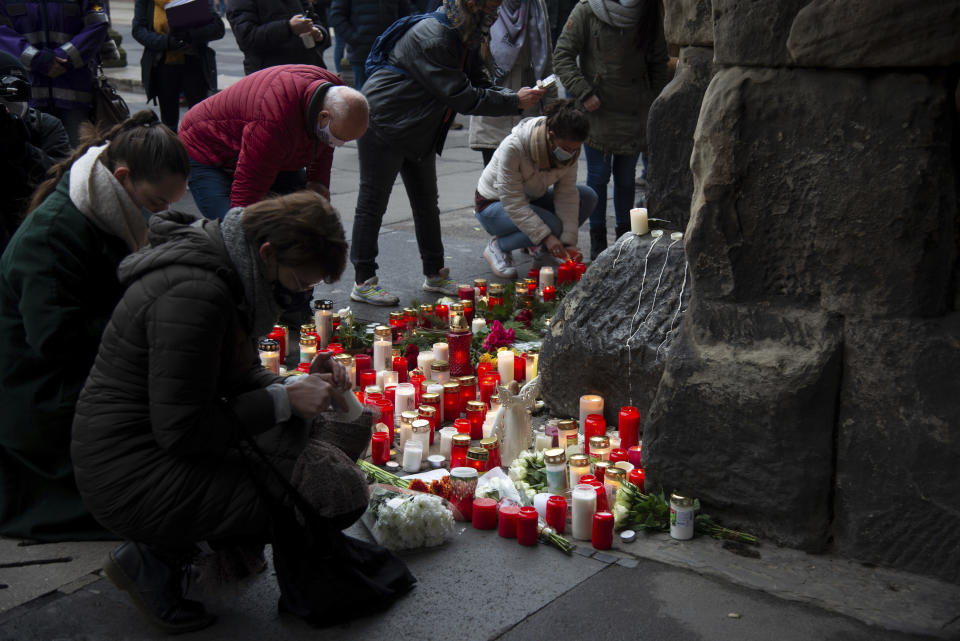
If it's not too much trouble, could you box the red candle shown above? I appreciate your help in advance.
[527,267,539,281]
[578,474,597,485]
[354,353,372,385]
[370,432,390,465]
[451,434,470,468]
[498,503,519,538]
[471,498,498,530]
[409,370,425,405]
[443,383,461,421]
[296,362,311,374]
[573,261,587,281]
[609,448,628,464]
[459,376,477,405]
[465,401,486,440]
[513,353,525,385]
[588,479,608,512]
[453,418,472,435]
[268,326,286,357]
[435,304,449,324]
[360,368,377,391]
[392,355,408,383]
[327,342,344,355]
[517,506,539,546]
[618,406,640,449]
[628,445,643,467]
[628,468,645,493]
[584,414,606,456]
[418,405,437,444]
[374,398,394,444]
[545,495,567,534]
[591,511,614,550]
[478,374,498,406]
[558,260,575,284]
[542,285,556,302]
[477,362,494,379]
[447,329,473,377]
[384,384,396,408]
[458,284,475,303]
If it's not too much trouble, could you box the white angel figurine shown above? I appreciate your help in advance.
[493,376,541,467]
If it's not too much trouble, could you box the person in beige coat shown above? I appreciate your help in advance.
[475,100,596,278]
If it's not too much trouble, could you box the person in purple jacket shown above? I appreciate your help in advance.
[0,0,109,145]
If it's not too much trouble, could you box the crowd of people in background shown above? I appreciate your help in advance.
[0,0,671,633]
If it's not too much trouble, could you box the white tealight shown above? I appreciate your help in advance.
[670,231,684,241]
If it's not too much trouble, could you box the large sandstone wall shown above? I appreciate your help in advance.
[644,0,960,582]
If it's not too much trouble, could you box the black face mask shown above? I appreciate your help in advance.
[271,280,313,311]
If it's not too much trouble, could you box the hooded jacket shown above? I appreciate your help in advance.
[71,210,307,542]
[476,116,580,246]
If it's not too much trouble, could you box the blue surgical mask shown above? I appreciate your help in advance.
[553,146,574,162]
[316,122,346,147]
[141,206,153,223]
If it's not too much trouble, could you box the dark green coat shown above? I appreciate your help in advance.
[552,0,671,155]
[0,173,127,541]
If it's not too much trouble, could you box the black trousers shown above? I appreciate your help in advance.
[154,61,207,131]
[350,126,444,284]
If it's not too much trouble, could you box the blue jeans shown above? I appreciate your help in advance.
[475,185,596,253]
[584,145,639,232]
[333,33,345,73]
[188,158,307,220]
[348,53,368,90]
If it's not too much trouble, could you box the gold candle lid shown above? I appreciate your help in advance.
[364,385,381,396]
[488,283,504,294]
[557,418,577,431]
[544,448,566,464]
[449,302,464,314]
[411,419,430,433]
[333,353,353,365]
[458,375,477,386]
[569,454,590,466]
[605,467,626,481]
[442,381,461,392]
[479,437,498,450]
[465,400,486,412]
[466,446,489,461]
[422,392,440,403]
[432,360,449,372]
[671,492,694,508]
[300,323,316,333]
[373,325,392,340]
[452,433,471,447]
[258,339,279,352]
[589,435,610,449]
[300,334,316,346]
[473,278,487,288]
[419,303,434,313]
[401,410,420,422]
[418,405,437,416]
[389,311,403,321]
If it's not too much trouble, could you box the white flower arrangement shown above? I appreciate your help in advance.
[506,449,547,502]
[475,475,520,503]
[367,488,455,551]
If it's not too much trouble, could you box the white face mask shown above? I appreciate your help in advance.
[0,97,28,118]
[316,121,346,148]
[553,146,574,162]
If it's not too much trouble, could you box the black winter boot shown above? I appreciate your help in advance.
[104,542,216,634]
[590,228,608,261]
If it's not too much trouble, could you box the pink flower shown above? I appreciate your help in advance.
[482,320,515,352]
[514,309,533,328]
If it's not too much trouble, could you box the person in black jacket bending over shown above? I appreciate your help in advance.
[327,0,413,89]
[349,0,545,306]
[227,0,330,74]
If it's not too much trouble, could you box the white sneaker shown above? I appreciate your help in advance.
[484,238,517,279]
[350,276,399,306]
[422,267,459,296]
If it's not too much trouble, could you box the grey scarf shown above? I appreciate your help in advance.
[586,0,642,28]
[220,208,282,338]
[489,0,549,80]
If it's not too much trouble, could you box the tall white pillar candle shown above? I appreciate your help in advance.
[630,207,648,235]
[525,353,538,382]
[417,351,434,380]
[432,342,449,364]
[373,337,391,372]
[579,394,604,430]
[538,266,555,290]
[439,426,458,460]
[571,484,597,541]
[395,382,416,417]
[402,441,423,473]
[497,351,514,386]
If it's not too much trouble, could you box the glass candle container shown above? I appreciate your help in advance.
[451,417,470,435]
[546,495,567,534]
[354,353,372,386]
[374,398,395,444]
[512,353,525,385]
[465,446,488,473]
[609,448,628,464]
[568,454,591,488]
[411,419,431,452]
[446,315,473,377]
[564,433,580,457]
[471,497,498,530]
[449,467,479,520]
[394,382,416,422]
[608,431,621,451]
[628,468,645,493]
[458,283,475,304]
[384,384,396,414]
[541,285,556,302]
[313,299,333,348]
[670,493,695,540]
[517,506,539,546]
[432,341,449,364]
[534,427,551,452]
[298,333,317,364]
[478,374,498,407]
[398,410,418,451]
[333,353,355,390]
[403,307,418,332]
[300,323,316,339]
[589,436,611,462]
[498,503,519,538]
[618,406,640,450]
[458,375,477,405]
[588,478,609,512]
[388,311,405,343]
[360,369,378,392]
[488,283,505,310]
[267,326,286,359]
[421,391,441,426]
[473,278,487,296]
[461,300,474,325]
[556,419,578,454]
[438,425,458,460]
[258,338,280,374]
[434,304,449,325]
[409,369,425,405]
[402,440,423,473]
[604,466,626,508]
[571,484,597,541]
[450,433,471,468]
[465,400,486,440]
[592,511,614,550]
[442,381,462,422]
[497,351,514,386]
[479,436,501,470]
[370,431,390,465]
[418,304,434,328]
[544,448,568,495]
[391,355,408,383]
[416,350,435,381]
[432,360,450,385]
[584,415,606,456]
[418,405,438,444]
[628,444,643,468]
[579,395,604,430]
[615,461,635,474]
[372,325,392,372]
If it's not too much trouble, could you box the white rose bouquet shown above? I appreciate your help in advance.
[365,486,456,551]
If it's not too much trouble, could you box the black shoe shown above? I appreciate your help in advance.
[103,542,216,635]
[590,228,608,261]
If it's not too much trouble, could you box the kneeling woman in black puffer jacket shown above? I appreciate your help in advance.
[72,191,414,633]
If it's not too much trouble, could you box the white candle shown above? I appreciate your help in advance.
[608,432,621,451]
[432,342,449,364]
[535,429,552,452]
[373,337,391,372]
[571,483,597,541]
[417,351,434,380]
[497,351,514,386]
[471,317,487,334]
[630,207,648,235]
[382,370,398,388]
[315,309,332,349]
[299,343,316,364]
[260,350,279,375]
[533,493,551,519]
[579,394,604,431]
[538,266,555,290]
[439,426,457,460]
[525,353,538,382]
[614,461,634,474]
[395,382,416,416]
[482,409,498,439]
[402,441,423,473]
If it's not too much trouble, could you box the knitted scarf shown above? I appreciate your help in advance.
[154,0,185,64]
[443,0,495,48]
[69,143,148,252]
[489,0,549,81]
[586,0,642,28]
[220,208,282,338]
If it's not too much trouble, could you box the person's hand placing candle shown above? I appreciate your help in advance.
[309,350,351,391]
[287,374,347,417]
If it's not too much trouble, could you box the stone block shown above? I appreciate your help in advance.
[663,0,713,47]
[540,231,691,427]
[712,0,808,67]
[833,314,960,585]
[644,298,842,550]
[687,66,957,316]
[647,45,715,232]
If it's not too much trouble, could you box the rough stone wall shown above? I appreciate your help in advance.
[644,0,960,582]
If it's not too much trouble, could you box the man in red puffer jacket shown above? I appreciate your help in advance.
[179,63,368,220]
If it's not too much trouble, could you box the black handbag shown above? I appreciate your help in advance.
[91,66,130,128]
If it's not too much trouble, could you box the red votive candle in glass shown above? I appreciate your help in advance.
[392,355,408,383]
[545,495,567,534]
[542,285,556,302]
[471,497,498,530]
[327,342,344,355]
[465,401,486,440]
[498,503,520,538]
[584,414,606,456]
[517,506,539,546]
[443,382,462,421]
[628,468,645,492]
[527,268,539,281]
[558,260,575,284]
[360,368,377,391]
[370,432,390,465]
[450,434,471,468]
[384,384,396,409]
[592,511,614,550]
[478,374,498,407]
[374,398,395,444]
[409,369,425,405]
[354,353,372,385]
[609,448,628,464]
[453,418,472,435]
[435,304,449,324]
[618,406,640,449]
[418,405,437,444]
[477,362,494,379]
[513,353,525,385]
[573,261,587,281]
[628,444,643,467]
[458,284,475,303]
[458,375,477,405]
[578,474,597,485]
